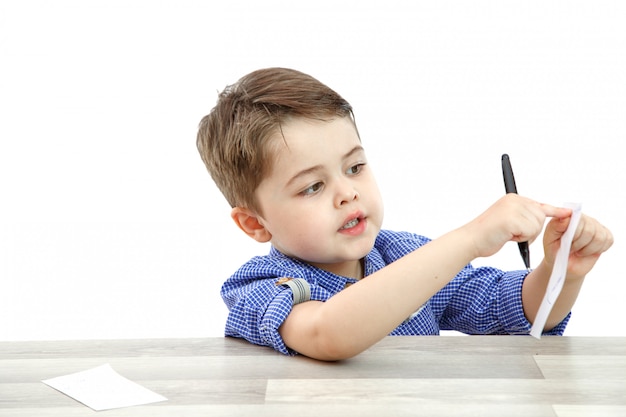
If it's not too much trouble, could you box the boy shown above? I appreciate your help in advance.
[196,67,613,361]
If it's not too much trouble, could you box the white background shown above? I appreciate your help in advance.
[1,1,624,341]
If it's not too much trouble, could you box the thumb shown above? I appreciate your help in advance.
[544,216,571,246]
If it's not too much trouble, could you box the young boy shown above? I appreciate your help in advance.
[196,67,613,361]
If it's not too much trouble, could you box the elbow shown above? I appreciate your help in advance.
[284,323,364,361]
[311,337,361,362]
[280,301,370,361]
[300,321,367,361]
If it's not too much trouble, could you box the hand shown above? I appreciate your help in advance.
[543,213,613,280]
[466,194,571,259]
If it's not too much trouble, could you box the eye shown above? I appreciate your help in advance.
[346,163,365,175]
[301,182,324,196]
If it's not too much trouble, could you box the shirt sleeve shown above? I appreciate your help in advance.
[221,256,324,356]
[496,269,570,335]
[259,290,297,354]
[222,279,297,355]
[436,267,570,335]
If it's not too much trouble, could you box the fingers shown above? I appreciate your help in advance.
[513,199,571,242]
[543,217,570,248]
[515,197,612,259]
[479,195,612,262]
[540,203,573,219]
[571,215,614,256]
[495,196,566,244]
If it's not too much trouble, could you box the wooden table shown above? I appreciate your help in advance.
[1,336,625,416]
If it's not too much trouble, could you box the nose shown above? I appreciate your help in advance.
[334,178,359,208]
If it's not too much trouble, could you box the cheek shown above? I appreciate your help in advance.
[293,206,329,232]
[266,202,324,234]
[285,207,331,240]
[273,215,330,260]
[362,179,384,215]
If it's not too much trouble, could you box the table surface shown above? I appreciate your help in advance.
[1,336,625,417]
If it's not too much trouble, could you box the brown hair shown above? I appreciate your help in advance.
[196,67,355,214]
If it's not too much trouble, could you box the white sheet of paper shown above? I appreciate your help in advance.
[42,363,167,411]
[530,202,582,339]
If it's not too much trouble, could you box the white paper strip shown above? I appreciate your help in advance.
[530,202,582,339]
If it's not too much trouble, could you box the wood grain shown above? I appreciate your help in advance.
[1,336,625,417]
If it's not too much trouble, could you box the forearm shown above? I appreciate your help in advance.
[521,260,584,331]
[281,227,477,360]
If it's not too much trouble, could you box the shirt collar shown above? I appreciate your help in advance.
[268,245,386,292]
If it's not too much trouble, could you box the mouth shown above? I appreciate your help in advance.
[340,217,361,230]
[339,217,363,230]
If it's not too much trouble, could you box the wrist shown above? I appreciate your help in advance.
[447,225,483,262]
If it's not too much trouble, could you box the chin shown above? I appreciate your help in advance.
[353,239,377,259]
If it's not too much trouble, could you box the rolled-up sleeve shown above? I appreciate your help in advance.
[437,267,570,336]
[223,270,321,355]
[499,270,570,335]
[259,290,296,355]
[499,270,535,334]
[223,279,296,355]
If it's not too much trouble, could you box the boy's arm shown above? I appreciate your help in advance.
[280,227,476,361]
[521,213,613,331]
[280,196,572,361]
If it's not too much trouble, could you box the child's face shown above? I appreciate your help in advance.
[254,117,384,278]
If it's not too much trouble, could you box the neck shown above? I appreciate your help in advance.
[311,258,364,280]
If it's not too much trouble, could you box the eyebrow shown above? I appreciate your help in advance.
[285,145,365,188]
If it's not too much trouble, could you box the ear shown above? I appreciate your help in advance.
[231,207,272,243]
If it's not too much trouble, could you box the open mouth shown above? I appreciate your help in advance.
[340,218,360,230]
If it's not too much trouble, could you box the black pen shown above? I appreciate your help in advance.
[501,154,531,271]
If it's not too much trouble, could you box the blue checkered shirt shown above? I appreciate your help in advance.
[221,229,569,355]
